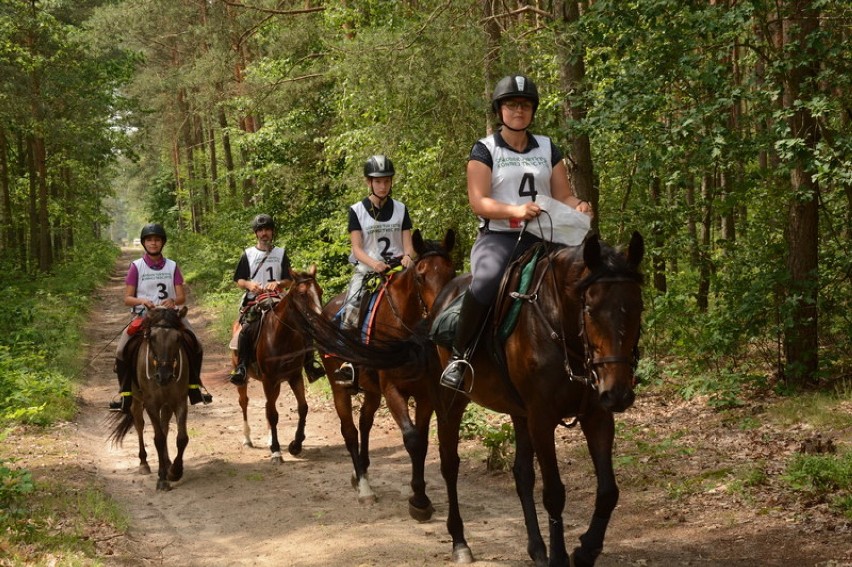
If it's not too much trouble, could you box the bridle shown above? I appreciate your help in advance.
[510,253,640,388]
[143,323,184,383]
[380,249,453,334]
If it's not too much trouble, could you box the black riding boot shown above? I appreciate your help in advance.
[188,348,210,405]
[110,358,132,413]
[440,293,490,391]
[303,350,326,383]
[229,326,251,386]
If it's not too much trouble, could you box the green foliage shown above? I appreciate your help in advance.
[783,452,852,518]
[0,240,117,426]
[0,459,35,535]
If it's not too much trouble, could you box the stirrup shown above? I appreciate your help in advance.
[334,362,355,386]
[440,358,472,391]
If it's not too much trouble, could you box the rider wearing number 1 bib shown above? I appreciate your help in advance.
[439,74,594,391]
[335,155,416,387]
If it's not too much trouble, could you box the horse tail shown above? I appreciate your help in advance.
[108,411,135,446]
[291,299,430,370]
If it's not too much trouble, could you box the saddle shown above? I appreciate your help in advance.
[339,267,403,343]
[430,242,551,348]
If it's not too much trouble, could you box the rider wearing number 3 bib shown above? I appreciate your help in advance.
[111,223,209,412]
[440,75,594,391]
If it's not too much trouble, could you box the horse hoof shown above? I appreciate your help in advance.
[451,543,474,564]
[271,455,283,464]
[287,441,302,456]
[242,440,253,448]
[156,480,172,491]
[167,468,184,482]
[139,464,151,475]
[408,501,434,523]
[357,493,377,505]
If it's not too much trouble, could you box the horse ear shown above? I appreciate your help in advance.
[627,231,644,269]
[443,229,455,253]
[412,229,424,255]
[178,306,188,318]
[583,232,602,270]
[308,264,317,277]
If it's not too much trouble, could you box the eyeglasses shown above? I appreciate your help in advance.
[502,100,534,111]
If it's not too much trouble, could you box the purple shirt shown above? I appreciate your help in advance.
[125,254,184,287]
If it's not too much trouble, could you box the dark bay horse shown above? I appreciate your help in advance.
[230,266,323,464]
[431,231,645,566]
[319,229,455,515]
[109,306,194,491]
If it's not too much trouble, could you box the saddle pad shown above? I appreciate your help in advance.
[430,292,465,349]
[496,246,543,342]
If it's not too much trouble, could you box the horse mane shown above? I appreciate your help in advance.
[575,239,644,292]
[143,307,184,330]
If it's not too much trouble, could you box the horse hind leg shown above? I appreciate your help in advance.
[239,382,253,447]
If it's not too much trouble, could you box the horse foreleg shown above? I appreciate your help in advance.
[572,408,618,567]
[262,380,283,464]
[148,410,172,491]
[132,399,150,474]
[511,416,548,566]
[436,394,473,564]
[357,389,382,487]
[528,417,569,567]
[168,403,189,483]
[287,377,307,456]
[383,382,434,522]
[238,383,252,447]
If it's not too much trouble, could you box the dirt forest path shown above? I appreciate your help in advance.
[73,250,851,567]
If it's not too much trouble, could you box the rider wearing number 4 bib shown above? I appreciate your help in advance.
[110,223,210,412]
[335,155,416,387]
[439,75,594,391]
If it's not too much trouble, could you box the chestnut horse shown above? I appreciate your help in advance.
[230,266,323,463]
[109,306,194,491]
[429,232,645,566]
[320,229,455,516]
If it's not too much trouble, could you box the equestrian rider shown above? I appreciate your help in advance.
[111,223,209,412]
[335,155,416,386]
[228,214,293,386]
[440,75,593,391]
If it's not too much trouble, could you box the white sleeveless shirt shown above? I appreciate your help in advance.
[480,133,554,232]
[244,246,287,284]
[132,258,177,314]
[349,199,408,263]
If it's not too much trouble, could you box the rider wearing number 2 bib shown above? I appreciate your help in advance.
[439,74,594,391]
[335,155,416,387]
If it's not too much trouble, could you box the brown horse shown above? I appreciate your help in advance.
[230,266,323,464]
[319,229,455,515]
[109,306,194,491]
[429,232,645,566]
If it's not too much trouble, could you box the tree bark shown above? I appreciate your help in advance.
[781,1,820,385]
[557,0,598,233]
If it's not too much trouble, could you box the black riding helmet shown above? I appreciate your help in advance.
[363,155,395,178]
[491,74,540,115]
[251,214,275,232]
[140,223,167,244]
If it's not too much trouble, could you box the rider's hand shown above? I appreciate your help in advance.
[373,260,388,273]
[401,255,414,269]
[515,202,541,221]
